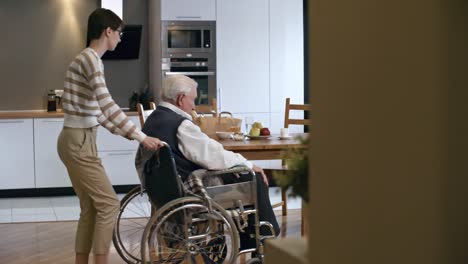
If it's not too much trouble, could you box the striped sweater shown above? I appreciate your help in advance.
[62,48,146,143]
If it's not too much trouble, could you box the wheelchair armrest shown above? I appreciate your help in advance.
[203,165,254,177]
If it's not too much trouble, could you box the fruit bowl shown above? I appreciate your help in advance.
[216,132,233,140]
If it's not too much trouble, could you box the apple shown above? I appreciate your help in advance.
[249,127,260,136]
[260,127,270,136]
[252,122,263,129]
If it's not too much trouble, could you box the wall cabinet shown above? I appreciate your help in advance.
[216,0,304,134]
[216,0,270,115]
[161,0,216,20]
[0,119,34,190]
[269,0,304,134]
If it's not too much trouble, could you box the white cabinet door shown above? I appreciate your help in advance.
[0,119,34,189]
[217,0,270,114]
[161,0,216,20]
[34,118,71,188]
[96,116,140,151]
[99,151,139,185]
[269,0,304,115]
[97,116,140,185]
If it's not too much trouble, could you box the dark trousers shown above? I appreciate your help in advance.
[220,172,280,249]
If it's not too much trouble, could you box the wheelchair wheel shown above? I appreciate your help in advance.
[141,196,239,264]
[113,186,154,264]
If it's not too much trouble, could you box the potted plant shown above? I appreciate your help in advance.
[273,137,309,203]
[272,136,309,236]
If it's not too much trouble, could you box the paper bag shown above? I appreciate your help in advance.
[191,111,242,139]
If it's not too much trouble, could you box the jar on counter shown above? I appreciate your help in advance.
[47,90,56,112]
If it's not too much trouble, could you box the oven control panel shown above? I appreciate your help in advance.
[162,57,212,72]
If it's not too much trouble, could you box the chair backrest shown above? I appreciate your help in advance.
[195,98,217,116]
[137,102,156,126]
[284,97,311,128]
[144,143,183,207]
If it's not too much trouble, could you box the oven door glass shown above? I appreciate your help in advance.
[164,71,215,106]
[168,30,202,48]
[188,75,209,105]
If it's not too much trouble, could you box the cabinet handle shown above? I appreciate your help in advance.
[176,16,202,19]
[42,120,64,123]
[106,152,133,156]
[0,120,25,124]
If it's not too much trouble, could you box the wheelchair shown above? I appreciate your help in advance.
[136,143,275,263]
[112,185,152,263]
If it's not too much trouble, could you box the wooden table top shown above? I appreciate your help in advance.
[221,133,308,151]
[220,133,307,160]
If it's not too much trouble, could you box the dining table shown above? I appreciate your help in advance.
[220,133,308,160]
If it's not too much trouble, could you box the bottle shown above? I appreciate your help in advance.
[47,90,56,112]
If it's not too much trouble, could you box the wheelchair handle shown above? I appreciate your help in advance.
[159,141,170,148]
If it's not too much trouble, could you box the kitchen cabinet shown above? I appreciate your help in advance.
[269,0,304,133]
[161,0,216,21]
[0,119,35,190]
[96,118,140,151]
[216,0,304,134]
[34,118,71,188]
[97,116,140,185]
[216,0,270,114]
[33,116,141,189]
[269,0,304,113]
[98,151,139,185]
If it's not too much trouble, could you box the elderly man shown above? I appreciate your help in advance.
[136,74,280,248]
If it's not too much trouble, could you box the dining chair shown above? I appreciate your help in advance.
[284,97,311,128]
[195,98,217,116]
[137,102,156,126]
[267,98,310,218]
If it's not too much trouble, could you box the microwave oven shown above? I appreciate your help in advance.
[161,21,216,55]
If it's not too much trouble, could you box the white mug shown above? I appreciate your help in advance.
[280,128,289,137]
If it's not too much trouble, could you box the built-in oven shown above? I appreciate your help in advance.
[162,57,216,106]
[161,21,216,56]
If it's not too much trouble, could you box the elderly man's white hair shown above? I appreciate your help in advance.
[162,75,198,102]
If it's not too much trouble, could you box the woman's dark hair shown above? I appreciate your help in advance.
[87,8,123,44]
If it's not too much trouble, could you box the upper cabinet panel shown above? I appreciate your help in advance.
[161,0,216,21]
[269,0,304,114]
[216,0,270,113]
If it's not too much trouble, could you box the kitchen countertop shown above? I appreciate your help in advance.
[0,110,138,119]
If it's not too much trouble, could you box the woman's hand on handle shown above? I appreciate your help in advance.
[141,136,164,151]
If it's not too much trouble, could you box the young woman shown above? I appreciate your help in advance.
[57,8,162,264]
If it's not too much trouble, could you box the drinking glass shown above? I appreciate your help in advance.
[244,116,254,134]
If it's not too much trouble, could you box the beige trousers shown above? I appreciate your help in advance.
[57,126,120,255]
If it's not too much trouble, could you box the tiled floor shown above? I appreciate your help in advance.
[0,187,301,223]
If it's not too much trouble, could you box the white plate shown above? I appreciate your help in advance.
[247,135,271,140]
[278,136,293,140]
